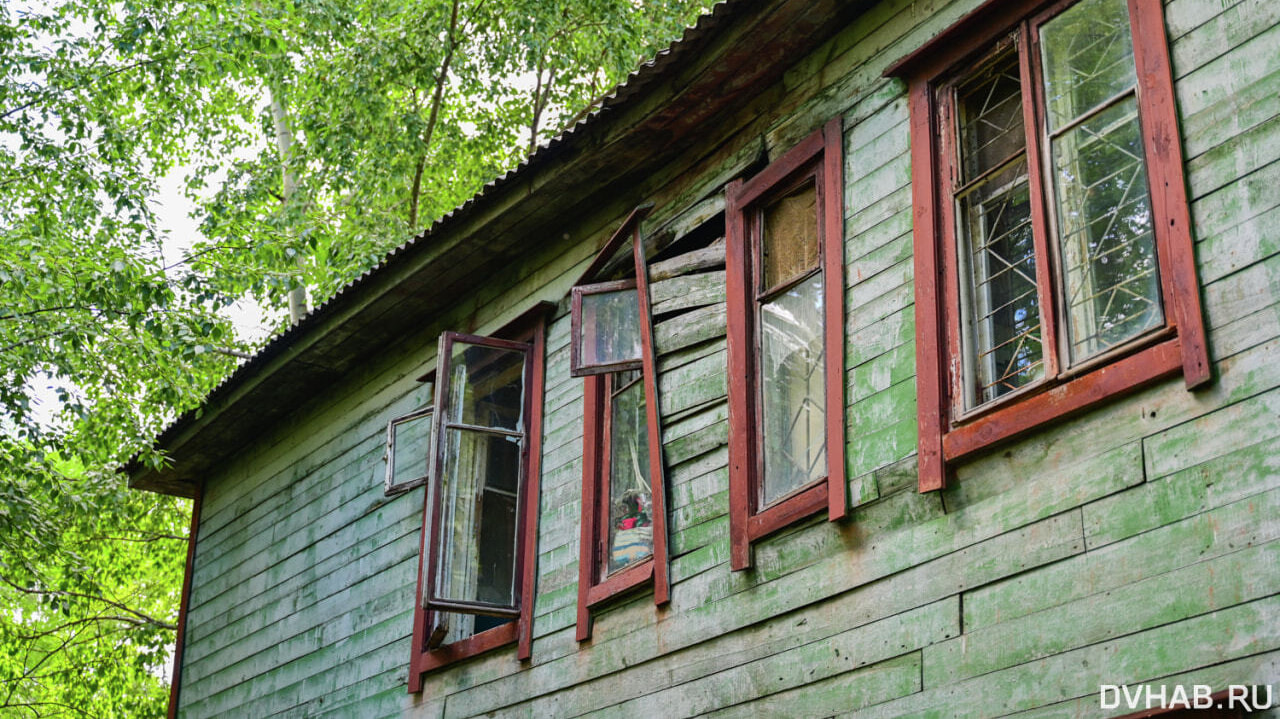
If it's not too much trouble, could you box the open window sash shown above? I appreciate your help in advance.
[424,331,532,618]
[574,204,672,642]
[384,406,435,495]
[570,279,645,377]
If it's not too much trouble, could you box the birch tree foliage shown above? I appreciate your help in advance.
[0,0,705,715]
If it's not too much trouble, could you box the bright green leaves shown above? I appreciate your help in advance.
[1,0,711,714]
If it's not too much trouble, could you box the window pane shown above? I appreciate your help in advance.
[444,342,526,431]
[957,50,1024,182]
[957,160,1045,405]
[389,411,432,486]
[1040,0,1136,132]
[761,182,819,290]
[1051,96,1162,363]
[606,371,652,575]
[759,272,825,506]
[578,288,643,368]
[434,428,521,608]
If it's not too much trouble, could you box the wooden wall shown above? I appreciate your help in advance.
[173,0,1280,715]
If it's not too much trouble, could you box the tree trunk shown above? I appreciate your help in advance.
[408,0,461,232]
[269,82,308,325]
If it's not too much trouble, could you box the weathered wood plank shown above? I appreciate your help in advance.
[183,553,418,695]
[184,512,420,667]
[927,534,1280,686]
[1170,0,1280,82]
[1144,385,1280,480]
[655,303,728,357]
[657,349,728,418]
[707,653,921,719]
[664,416,728,468]
[1088,440,1280,550]
[846,340,914,405]
[182,568,417,715]
[1203,246,1280,336]
[648,238,726,282]
[657,336,725,374]
[1213,301,1280,362]
[651,270,727,315]
[1186,109,1280,202]
[858,596,1280,718]
[430,508,1083,715]
[847,304,914,368]
[1175,18,1280,120]
[1005,651,1280,719]
[1196,203,1280,287]
[578,601,951,718]
[1181,57,1280,160]
[969,488,1280,632]
[669,463,729,515]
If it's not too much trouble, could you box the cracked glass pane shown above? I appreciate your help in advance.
[759,272,826,505]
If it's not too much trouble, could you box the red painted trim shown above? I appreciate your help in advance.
[166,489,202,719]
[747,482,828,537]
[725,177,753,571]
[735,130,825,208]
[407,482,429,693]
[632,224,672,607]
[726,121,847,569]
[517,317,546,661]
[575,374,604,641]
[936,74,967,426]
[586,557,654,607]
[574,209,671,639]
[1128,0,1211,389]
[821,118,848,521]
[418,622,519,673]
[576,204,655,285]
[944,338,1180,460]
[1019,21,1063,386]
[909,83,948,494]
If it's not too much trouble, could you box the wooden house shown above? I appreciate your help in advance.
[129,0,1280,715]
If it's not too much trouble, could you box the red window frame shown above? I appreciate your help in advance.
[725,118,847,571]
[407,305,548,693]
[887,0,1211,492]
[574,206,670,641]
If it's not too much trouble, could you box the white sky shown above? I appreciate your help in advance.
[152,165,275,345]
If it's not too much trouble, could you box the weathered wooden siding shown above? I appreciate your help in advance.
[175,0,1280,715]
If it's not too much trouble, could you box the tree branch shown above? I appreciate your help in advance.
[409,0,460,231]
[1,45,211,120]
[0,575,176,631]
